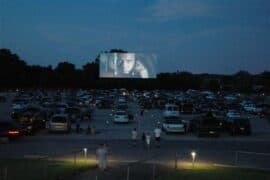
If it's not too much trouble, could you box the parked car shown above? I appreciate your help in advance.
[180,103,194,114]
[226,118,251,136]
[65,107,81,122]
[96,99,113,109]
[243,103,262,114]
[163,104,180,118]
[162,116,187,134]
[113,111,129,123]
[193,112,221,137]
[226,110,241,119]
[0,121,24,141]
[48,114,71,133]
[0,95,7,102]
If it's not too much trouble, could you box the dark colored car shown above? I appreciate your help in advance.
[226,118,251,136]
[0,95,7,102]
[0,121,24,140]
[65,107,81,122]
[16,111,45,134]
[191,112,221,137]
[96,99,113,109]
[181,103,194,114]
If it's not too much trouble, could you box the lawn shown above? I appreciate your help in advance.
[158,163,270,180]
[0,158,96,180]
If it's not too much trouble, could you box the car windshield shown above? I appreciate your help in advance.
[164,117,182,124]
[235,118,249,124]
[201,118,220,125]
[66,108,80,114]
[116,112,126,116]
[52,117,67,123]
[165,120,182,124]
[168,106,178,111]
[117,105,127,110]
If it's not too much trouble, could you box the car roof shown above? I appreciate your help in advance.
[52,114,68,118]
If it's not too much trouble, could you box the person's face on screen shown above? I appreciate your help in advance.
[120,53,135,74]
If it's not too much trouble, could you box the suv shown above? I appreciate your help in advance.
[163,104,180,118]
[226,118,251,136]
[193,112,221,137]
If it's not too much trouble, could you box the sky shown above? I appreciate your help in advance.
[0,0,270,74]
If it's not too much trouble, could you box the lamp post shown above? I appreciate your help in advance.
[191,151,196,168]
[106,120,109,144]
[83,148,88,163]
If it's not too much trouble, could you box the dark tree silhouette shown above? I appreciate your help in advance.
[0,48,269,92]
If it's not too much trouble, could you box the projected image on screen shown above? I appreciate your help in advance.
[99,53,156,78]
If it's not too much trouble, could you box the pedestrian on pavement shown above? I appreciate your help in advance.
[145,132,151,149]
[91,125,97,135]
[131,128,138,147]
[154,125,162,147]
[96,143,108,171]
[141,131,146,147]
[140,108,144,116]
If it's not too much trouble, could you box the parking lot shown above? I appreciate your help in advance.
[1,90,270,141]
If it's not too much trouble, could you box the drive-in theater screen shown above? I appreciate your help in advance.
[99,53,156,79]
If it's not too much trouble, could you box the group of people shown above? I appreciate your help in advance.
[132,126,162,148]
[95,126,162,171]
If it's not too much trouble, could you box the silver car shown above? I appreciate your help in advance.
[49,114,71,133]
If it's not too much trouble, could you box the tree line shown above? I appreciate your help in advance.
[0,48,269,92]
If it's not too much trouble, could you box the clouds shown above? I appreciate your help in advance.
[140,0,270,22]
[148,0,212,21]
[138,0,213,22]
[1,0,270,73]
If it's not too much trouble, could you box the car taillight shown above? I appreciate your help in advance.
[8,130,20,135]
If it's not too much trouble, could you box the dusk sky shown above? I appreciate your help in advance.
[1,0,270,74]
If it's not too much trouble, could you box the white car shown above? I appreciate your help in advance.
[243,104,262,113]
[113,111,129,123]
[49,114,71,133]
[162,117,186,133]
[163,104,179,118]
[226,110,241,118]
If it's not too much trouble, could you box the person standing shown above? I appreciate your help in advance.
[154,126,162,147]
[96,144,108,171]
[131,128,138,147]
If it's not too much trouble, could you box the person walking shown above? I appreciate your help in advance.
[131,128,138,147]
[154,126,162,147]
[96,144,108,171]
[76,118,80,133]
[141,131,146,147]
[145,132,151,149]
[140,108,144,116]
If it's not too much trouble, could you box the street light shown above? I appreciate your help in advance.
[83,148,88,159]
[191,151,196,168]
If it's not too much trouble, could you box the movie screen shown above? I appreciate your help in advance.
[99,53,156,78]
